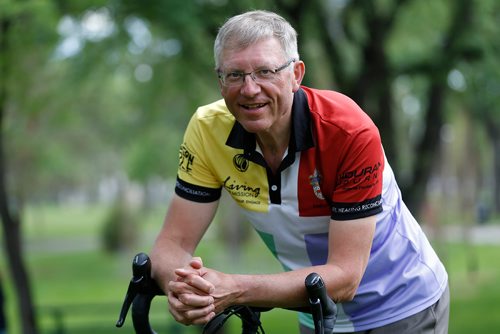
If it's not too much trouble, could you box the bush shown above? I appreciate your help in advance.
[101,197,139,253]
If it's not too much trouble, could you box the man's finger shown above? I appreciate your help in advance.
[177,292,214,307]
[169,278,214,296]
[174,269,215,294]
[168,291,216,325]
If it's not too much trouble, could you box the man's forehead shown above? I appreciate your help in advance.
[219,38,285,68]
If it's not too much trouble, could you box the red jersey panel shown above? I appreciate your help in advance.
[297,87,384,220]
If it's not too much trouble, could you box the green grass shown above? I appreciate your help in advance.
[443,243,500,333]
[2,204,500,333]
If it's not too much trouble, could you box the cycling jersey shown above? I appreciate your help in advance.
[175,86,448,332]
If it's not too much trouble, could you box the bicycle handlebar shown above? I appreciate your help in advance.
[305,273,337,334]
[116,253,337,334]
[116,253,163,333]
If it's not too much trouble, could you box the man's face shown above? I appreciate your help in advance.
[218,37,302,135]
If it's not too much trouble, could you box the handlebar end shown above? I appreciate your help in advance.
[116,318,124,328]
[305,272,338,334]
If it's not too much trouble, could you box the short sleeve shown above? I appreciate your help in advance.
[175,111,222,202]
[330,126,384,220]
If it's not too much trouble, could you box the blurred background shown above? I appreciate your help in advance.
[0,0,499,333]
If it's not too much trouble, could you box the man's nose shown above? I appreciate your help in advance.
[240,74,261,95]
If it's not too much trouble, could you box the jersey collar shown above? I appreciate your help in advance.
[225,87,314,154]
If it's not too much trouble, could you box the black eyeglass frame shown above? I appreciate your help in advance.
[216,58,296,87]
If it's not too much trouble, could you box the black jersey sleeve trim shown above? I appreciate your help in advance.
[175,177,222,203]
[330,195,383,221]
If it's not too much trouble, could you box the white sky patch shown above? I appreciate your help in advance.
[53,8,181,63]
[53,8,115,60]
[134,64,153,82]
[125,16,152,55]
[81,7,116,42]
[447,69,467,92]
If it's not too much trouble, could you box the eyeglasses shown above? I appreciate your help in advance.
[217,59,296,87]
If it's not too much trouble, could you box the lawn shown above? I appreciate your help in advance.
[1,204,500,333]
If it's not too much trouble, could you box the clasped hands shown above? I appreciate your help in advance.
[167,257,235,325]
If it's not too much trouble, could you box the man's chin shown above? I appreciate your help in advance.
[239,120,269,134]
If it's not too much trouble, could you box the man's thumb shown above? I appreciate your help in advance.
[190,257,203,269]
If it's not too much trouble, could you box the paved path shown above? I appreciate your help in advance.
[24,235,100,254]
[18,224,500,255]
[422,224,500,245]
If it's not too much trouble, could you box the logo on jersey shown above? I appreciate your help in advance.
[233,153,249,172]
[337,162,381,190]
[309,169,325,200]
[223,176,260,198]
[179,144,195,174]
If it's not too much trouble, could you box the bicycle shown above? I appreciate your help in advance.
[116,252,337,334]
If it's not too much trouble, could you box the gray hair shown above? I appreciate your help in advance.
[214,10,299,69]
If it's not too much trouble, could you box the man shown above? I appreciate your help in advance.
[151,10,449,333]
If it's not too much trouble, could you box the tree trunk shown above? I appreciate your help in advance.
[0,18,38,334]
[404,82,445,214]
[0,208,38,334]
[401,0,474,215]
[0,274,6,331]
[485,121,500,214]
[493,135,500,214]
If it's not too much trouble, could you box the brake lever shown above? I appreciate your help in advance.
[116,253,162,327]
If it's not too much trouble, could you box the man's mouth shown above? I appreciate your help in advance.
[240,103,267,110]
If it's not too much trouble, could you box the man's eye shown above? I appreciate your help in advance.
[257,69,273,76]
[227,72,242,79]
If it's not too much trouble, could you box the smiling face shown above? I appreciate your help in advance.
[218,37,304,136]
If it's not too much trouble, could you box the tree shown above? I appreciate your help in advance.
[0,3,40,332]
[271,0,482,214]
[0,0,93,331]
[463,0,500,215]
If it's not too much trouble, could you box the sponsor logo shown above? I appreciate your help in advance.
[233,154,249,172]
[175,180,212,198]
[309,169,325,200]
[179,144,195,173]
[331,197,383,215]
[223,176,260,198]
[337,162,381,189]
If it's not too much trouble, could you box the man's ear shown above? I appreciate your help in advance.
[292,60,305,92]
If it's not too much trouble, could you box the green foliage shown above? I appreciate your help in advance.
[1,0,498,210]
[100,197,139,253]
[388,0,451,67]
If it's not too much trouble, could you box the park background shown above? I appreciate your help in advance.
[1,0,499,333]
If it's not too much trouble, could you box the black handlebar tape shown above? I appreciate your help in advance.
[305,273,337,334]
[132,294,156,334]
[239,307,262,334]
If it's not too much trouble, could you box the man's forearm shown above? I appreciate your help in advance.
[149,195,218,293]
[232,263,358,308]
[198,262,359,314]
[223,218,375,309]
[150,235,194,292]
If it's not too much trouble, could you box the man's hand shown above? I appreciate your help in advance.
[167,258,216,325]
[175,259,240,314]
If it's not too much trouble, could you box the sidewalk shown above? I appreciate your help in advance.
[19,224,500,255]
[422,224,500,245]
